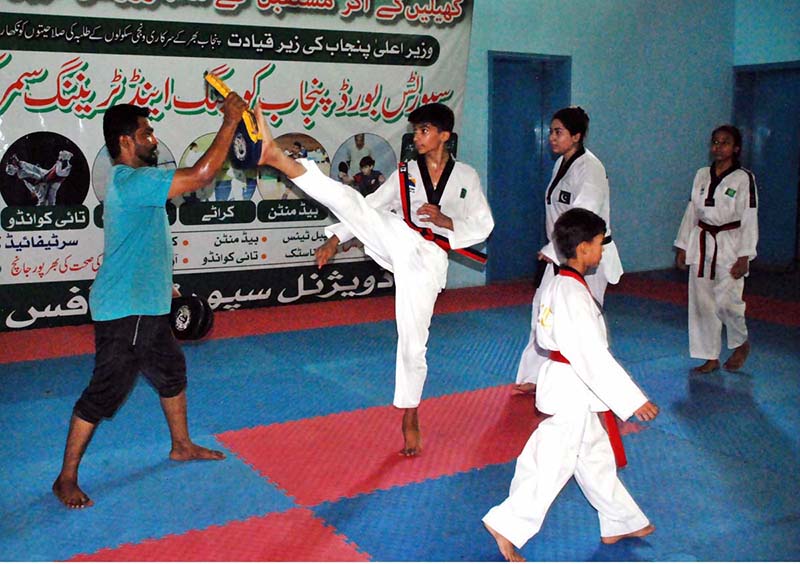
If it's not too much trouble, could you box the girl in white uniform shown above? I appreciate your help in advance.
[484,208,658,562]
[515,107,623,393]
[674,125,758,373]
[254,104,494,456]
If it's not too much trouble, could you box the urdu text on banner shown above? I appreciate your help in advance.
[0,0,473,331]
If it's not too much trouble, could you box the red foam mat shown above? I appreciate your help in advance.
[68,507,369,562]
[217,385,547,506]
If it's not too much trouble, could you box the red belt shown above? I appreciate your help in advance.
[549,350,627,469]
[698,220,740,279]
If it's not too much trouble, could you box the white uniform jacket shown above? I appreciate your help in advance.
[325,158,495,277]
[540,149,622,284]
[674,165,758,271]
[535,269,647,421]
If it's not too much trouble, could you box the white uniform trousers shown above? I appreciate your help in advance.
[687,264,748,360]
[482,407,649,549]
[515,264,610,386]
[292,163,446,409]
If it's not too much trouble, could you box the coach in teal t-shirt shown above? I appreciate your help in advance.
[89,166,175,320]
[53,98,247,510]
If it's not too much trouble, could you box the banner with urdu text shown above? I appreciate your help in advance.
[0,0,472,331]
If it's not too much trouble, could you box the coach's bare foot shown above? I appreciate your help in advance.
[52,477,93,509]
[723,341,750,371]
[601,523,655,545]
[170,442,226,461]
[691,359,719,374]
[484,522,525,562]
[512,382,536,395]
[399,408,422,457]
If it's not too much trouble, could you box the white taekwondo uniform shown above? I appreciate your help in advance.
[516,148,623,386]
[484,267,650,549]
[674,165,758,360]
[292,157,494,408]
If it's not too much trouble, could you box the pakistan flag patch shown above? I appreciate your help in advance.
[725,187,736,198]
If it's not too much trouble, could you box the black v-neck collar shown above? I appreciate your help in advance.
[417,154,455,206]
[546,147,585,204]
[705,162,740,206]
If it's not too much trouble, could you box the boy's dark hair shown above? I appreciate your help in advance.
[338,161,349,173]
[409,102,454,133]
[359,155,375,168]
[104,104,150,159]
[552,106,590,143]
[553,208,606,259]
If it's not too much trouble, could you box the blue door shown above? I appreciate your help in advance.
[735,65,800,268]
[487,53,570,282]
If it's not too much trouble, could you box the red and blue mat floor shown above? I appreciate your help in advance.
[1,273,798,561]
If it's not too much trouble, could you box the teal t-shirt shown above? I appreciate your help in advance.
[89,165,175,321]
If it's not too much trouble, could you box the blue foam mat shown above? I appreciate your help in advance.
[1,294,798,561]
[0,433,295,561]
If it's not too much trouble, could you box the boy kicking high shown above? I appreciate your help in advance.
[255,104,494,456]
[483,208,658,561]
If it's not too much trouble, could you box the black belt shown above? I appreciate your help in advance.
[698,220,740,279]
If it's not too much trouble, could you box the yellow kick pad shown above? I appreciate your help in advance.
[204,72,261,144]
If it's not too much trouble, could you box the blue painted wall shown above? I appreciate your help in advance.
[735,0,800,65]
[450,0,798,287]
[451,0,734,287]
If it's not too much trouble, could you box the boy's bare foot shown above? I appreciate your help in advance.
[399,428,422,456]
[400,408,422,457]
[691,359,720,373]
[512,382,536,395]
[399,443,421,457]
[52,477,94,509]
[601,523,655,545]
[169,442,226,461]
[484,522,525,562]
[723,341,750,370]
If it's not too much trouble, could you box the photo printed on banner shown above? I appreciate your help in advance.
[1,132,89,207]
[330,132,397,197]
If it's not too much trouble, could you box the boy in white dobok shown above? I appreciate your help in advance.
[254,104,494,456]
[483,208,658,562]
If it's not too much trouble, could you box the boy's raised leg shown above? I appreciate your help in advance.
[256,107,306,178]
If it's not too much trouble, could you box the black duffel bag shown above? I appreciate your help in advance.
[170,294,214,340]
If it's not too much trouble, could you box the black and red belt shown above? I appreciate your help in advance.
[548,350,627,469]
[698,220,740,279]
[398,161,487,265]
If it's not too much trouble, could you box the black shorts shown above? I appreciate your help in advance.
[73,315,187,424]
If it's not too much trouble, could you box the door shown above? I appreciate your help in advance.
[487,52,570,282]
[734,64,800,269]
